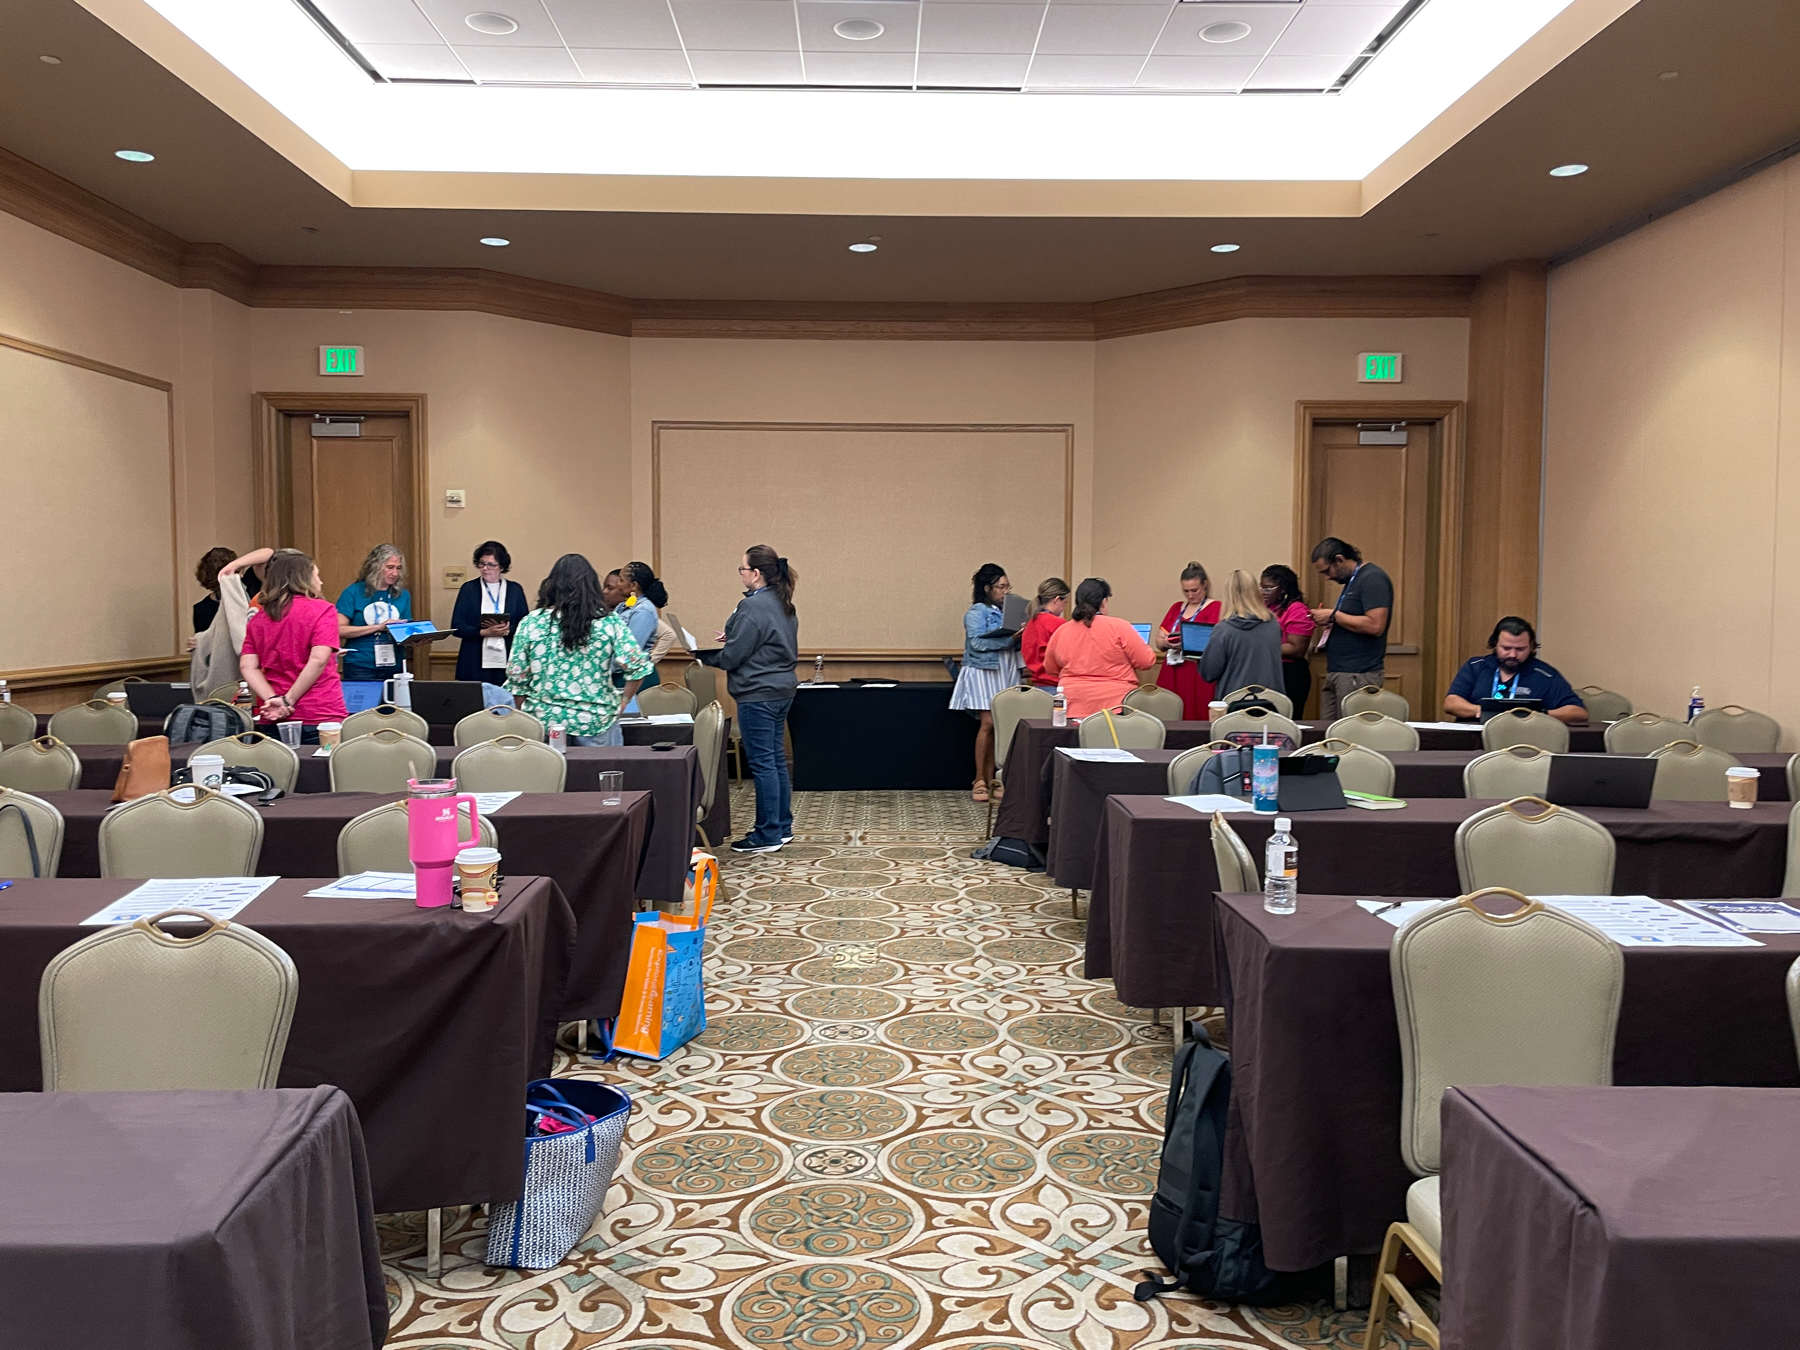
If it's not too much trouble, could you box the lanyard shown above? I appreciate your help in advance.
[1492,666,1521,699]
[483,581,504,612]
[1319,564,1360,648]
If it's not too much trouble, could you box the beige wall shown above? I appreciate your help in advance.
[1542,159,1800,743]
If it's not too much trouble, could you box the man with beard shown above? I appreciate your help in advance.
[1443,616,1587,724]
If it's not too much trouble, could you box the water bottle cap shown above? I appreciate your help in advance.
[1274,817,1291,830]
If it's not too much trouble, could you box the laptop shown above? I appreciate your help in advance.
[1545,753,1657,809]
[124,683,195,719]
[340,681,387,714]
[1478,697,1544,722]
[1131,623,1153,643]
[995,592,1030,636]
[1277,754,1348,812]
[407,680,488,725]
[1179,620,1215,654]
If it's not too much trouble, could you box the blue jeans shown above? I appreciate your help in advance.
[573,723,624,747]
[736,697,793,844]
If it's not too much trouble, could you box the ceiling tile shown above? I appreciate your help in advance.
[1244,52,1351,88]
[1022,53,1146,85]
[1151,3,1293,57]
[803,51,918,83]
[669,1,802,52]
[451,44,586,79]
[544,0,685,49]
[1033,4,1171,56]
[360,42,473,79]
[798,3,921,53]
[312,0,445,46]
[413,0,565,46]
[1136,53,1258,89]
[914,50,1030,85]
[1270,4,1398,55]
[918,3,1046,54]
[569,47,696,81]
[685,48,806,82]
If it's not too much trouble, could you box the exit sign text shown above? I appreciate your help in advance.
[319,345,364,376]
[1358,352,1403,383]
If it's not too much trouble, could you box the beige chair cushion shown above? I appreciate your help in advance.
[1214,707,1303,744]
[1222,685,1295,719]
[451,735,567,792]
[453,705,547,748]
[0,702,35,749]
[329,729,437,793]
[1341,685,1411,721]
[1481,708,1570,753]
[193,732,301,794]
[1604,713,1689,754]
[1406,1176,1442,1254]
[337,799,497,874]
[1576,686,1632,722]
[1167,740,1236,796]
[1454,798,1615,898]
[0,737,82,793]
[1293,738,1395,796]
[636,684,698,718]
[0,787,65,878]
[1211,813,1259,892]
[992,686,1053,772]
[1649,740,1739,802]
[342,704,430,742]
[47,700,138,746]
[1463,746,1553,800]
[1325,712,1419,752]
[1123,685,1185,724]
[1077,707,1167,751]
[98,788,265,879]
[1692,705,1780,753]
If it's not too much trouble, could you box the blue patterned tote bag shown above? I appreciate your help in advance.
[485,1079,632,1269]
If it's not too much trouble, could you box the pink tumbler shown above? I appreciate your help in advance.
[406,778,483,909]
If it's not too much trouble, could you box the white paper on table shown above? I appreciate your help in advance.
[1359,898,1451,928]
[1675,900,1800,935]
[1058,747,1142,763]
[471,791,522,815]
[1163,794,1261,814]
[82,876,278,926]
[1406,721,1480,731]
[860,683,899,688]
[1536,895,1763,947]
[796,684,839,690]
[643,713,695,725]
[306,871,416,900]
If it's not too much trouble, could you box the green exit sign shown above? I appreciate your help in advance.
[1358,352,1403,383]
[318,345,364,376]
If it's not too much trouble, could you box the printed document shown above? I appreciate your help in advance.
[82,876,278,926]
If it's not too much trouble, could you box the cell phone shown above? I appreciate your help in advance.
[652,741,677,751]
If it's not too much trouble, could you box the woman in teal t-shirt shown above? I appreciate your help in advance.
[336,544,412,683]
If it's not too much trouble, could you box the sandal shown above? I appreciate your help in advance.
[971,779,990,803]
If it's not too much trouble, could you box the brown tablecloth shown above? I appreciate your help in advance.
[0,877,574,1215]
[39,789,650,1022]
[1085,795,1792,1008]
[420,719,696,748]
[1212,894,1800,1271]
[995,720,1229,844]
[0,1086,386,1349]
[1440,1085,1800,1350]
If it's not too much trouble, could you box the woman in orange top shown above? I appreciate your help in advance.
[1042,577,1155,718]
[1020,577,1070,688]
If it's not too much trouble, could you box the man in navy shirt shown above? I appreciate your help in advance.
[1444,617,1586,724]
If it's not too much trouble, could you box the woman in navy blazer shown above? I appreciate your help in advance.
[451,540,530,684]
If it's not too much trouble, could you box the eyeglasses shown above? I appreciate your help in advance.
[737,565,754,575]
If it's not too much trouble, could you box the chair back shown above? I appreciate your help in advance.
[1603,713,1689,754]
[693,701,726,824]
[683,661,718,709]
[1648,740,1739,802]
[204,682,243,705]
[1692,704,1780,753]
[1292,737,1395,796]
[1076,706,1167,751]
[1575,686,1632,722]
[39,910,297,1090]
[1480,707,1569,753]
[1341,685,1410,720]
[1392,889,1622,1176]
[1222,684,1295,718]
[0,787,65,878]
[451,735,567,793]
[1166,740,1236,796]
[1213,707,1303,744]
[1325,711,1419,752]
[341,703,429,742]
[47,699,138,746]
[0,737,82,792]
[98,788,265,879]
[337,799,496,873]
[192,731,301,794]
[636,683,698,718]
[1788,803,1800,900]
[1788,754,1800,810]
[328,729,437,793]
[992,685,1053,770]
[1211,813,1259,892]
[1462,745,1552,800]
[1123,685,1185,724]
[1454,796,1615,895]
[0,702,35,748]
[453,705,547,747]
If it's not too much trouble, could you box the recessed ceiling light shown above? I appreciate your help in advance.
[114,150,155,163]
[479,236,510,246]
[465,11,518,35]
[1658,70,1679,80]
[39,55,62,65]
[1548,163,1588,177]
[1210,242,1240,253]
[848,242,878,253]
[1199,20,1252,43]
[834,18,883,40]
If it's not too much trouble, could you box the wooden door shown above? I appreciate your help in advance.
[278,415,419,600]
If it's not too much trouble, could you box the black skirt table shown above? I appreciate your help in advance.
[0,1086,387,1349]
[787,682,979,789]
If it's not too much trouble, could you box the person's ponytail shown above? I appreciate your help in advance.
[625,561,669,608]
[746,543,796,616]
[1071,577,1111,626]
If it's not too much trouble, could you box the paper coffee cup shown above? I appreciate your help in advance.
[1208,701,1228,723]
[106,691,128,706]
[456,846,502,911]
[317,722,342,749]
[190,753,226,790]
[1726,766,1759,809]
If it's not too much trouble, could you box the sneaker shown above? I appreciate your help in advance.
[731,837,783,854]
[781,833,794,844]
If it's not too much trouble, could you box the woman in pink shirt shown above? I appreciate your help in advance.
[1260,564,1317,717]
[1042,577,1155,718]
[240,548,348,741]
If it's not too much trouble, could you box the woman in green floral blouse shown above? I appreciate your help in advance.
[506,553,654,746]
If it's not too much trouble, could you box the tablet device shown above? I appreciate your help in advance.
[1180,621,1214,654]
[125,683,194,719]
[1131,623,1153,643]
[995,592,1030,637]
[1478,697,1545,722]
[407,680,487,725]
[384,620,447,645]
[1544,753,1656,810]
[1277,754,1347,812]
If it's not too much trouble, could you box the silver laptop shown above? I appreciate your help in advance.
[995,592,1030,636]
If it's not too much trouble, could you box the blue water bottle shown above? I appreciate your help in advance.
[1252,742,1280,813]
[1687,686,1704,723]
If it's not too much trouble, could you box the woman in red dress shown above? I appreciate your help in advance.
[1153,561,1223,719]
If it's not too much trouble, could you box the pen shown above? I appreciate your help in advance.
[0,881,12,891]
[1370,900,1404,916]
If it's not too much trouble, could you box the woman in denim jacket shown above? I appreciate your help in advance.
[950,562,1021,803]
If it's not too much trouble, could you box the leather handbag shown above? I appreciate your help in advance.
[111,735,172,802]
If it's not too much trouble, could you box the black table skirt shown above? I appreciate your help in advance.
[788,682,979,789]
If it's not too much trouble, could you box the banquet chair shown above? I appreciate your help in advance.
[1454,797,1615,895]
[1077,706,1166,751]
[1167,741,1237,796]
[204,682,242,705]
[453,705,546,748]
[1603,712,1689,754]
[1787,955,1800,1065]
[1325,711,1419,752]
[341,703,429,742]
[0,737,81,792]
[1788,754,1800,807]
[0,787,65,878]
[1367,888,1622,1350]
[92,676,147,701]
[683,661,718,710]
[0,701,37,748]
[1213,707,1302,745]
[1462,745,1552,800]
[1784,802,1800,899]
[693,701,726,849]
[1293,738,1395,797]
[1123,685,1185,723]
[989,685,1053,836]
[1692,704,1781,753]
[39,909,297,1091]
[1648,740,1739,802]
[1222,684,1295,718]
[1211,813,1260,892]
[192,731,301,794]
[451,735,566,793]
[637,683,698,718]
[99,787,265,879]
[47,699,138,746]
[1341,685,1410,721]
[337,799,496,874]
[1575,685,1632,721]
[1481,707,1569,753]
[328,729,436,793]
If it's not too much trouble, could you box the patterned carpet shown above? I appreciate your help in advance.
[374,787,1422,1348]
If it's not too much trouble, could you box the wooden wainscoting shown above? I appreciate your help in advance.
[3,656,191,715]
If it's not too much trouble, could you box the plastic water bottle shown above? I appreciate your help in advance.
[1264,818,1297,914]
[814,655,826,684]
[0,679,9,704]
[1051,687,1067,728]
[1687,686,1704,723]
[1252,742,1279,812]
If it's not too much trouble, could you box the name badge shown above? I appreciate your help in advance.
[374,640,396,667]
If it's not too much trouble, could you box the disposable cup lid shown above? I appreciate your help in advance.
[317,721,342,729]
[1726,767,1759,777]
[191,754,225,766]
[457,847,502,865]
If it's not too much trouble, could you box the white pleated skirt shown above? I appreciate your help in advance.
[950,650,1022,711]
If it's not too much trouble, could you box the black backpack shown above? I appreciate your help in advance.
[1134,1023,1291,1306]
[163,702,250,745]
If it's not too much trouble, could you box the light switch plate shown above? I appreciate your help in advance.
[444,566,467,588]
[444,488,466,508]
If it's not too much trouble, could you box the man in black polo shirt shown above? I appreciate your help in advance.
[1308,537,1393,720]
[1443,616,1587,724]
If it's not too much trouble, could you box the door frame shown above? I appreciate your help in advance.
[1293,400,1465,713]
[253,393,430,579]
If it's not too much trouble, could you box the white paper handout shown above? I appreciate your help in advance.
[471,791,522,815]
[1164,795,1260,814]
[1536,895,1763,947]
[1675,900,1800,935]
[1359,898,1450,928]
[1406,721,1481,731]
[82,877,279,927]
[643,713,695,725]
[1058,748,1142,763]
[306,871,416,900]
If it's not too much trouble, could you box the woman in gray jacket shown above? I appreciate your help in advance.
[1199,570,1285,701]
